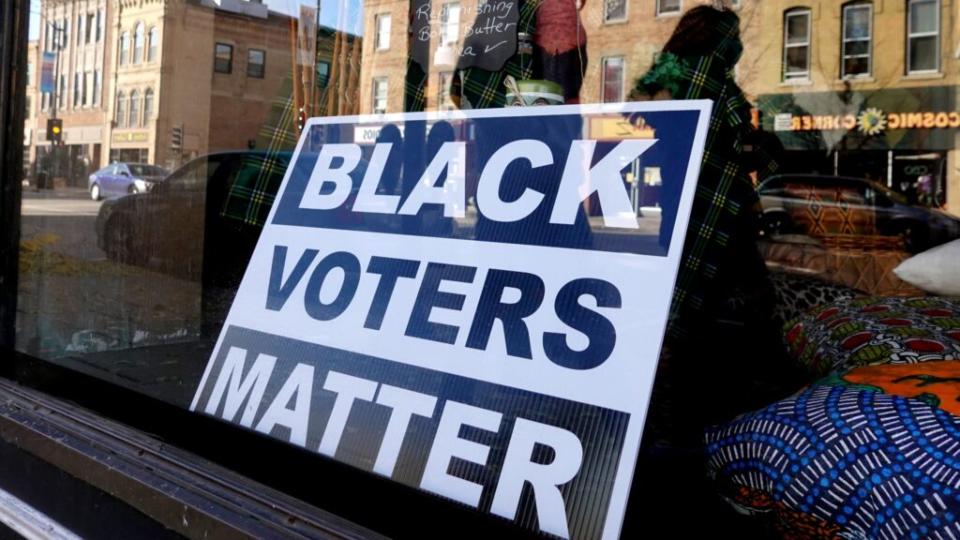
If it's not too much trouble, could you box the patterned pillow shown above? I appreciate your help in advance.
[770,272,864,328]
[706,366,960,539]
[784,296,960,376]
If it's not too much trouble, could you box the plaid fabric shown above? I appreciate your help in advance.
[450,0,542,109]
[405,58,428,112]
[220,73,298,226]
[637,14,777,340]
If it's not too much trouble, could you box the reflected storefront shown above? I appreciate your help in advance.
[759,85,959,207]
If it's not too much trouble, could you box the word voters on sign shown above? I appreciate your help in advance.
[191,102,711,539]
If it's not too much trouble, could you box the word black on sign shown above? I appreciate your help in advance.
[192,102,712,539]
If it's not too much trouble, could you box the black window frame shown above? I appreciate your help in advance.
[214,42,233,74]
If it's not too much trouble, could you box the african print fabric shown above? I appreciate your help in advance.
[785,296,960,377]
[707,383,960,539]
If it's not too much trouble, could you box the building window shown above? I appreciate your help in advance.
[144,88,154,123]
[85,13,94,44]
[441,3,460,45]
[214,43,233,73]
[375,14,391,50]
[783,9,811,80]
[116,91,126,128]
[601,57,624,103]
[120,32,129,65]
[604,0,627,23]
[438,71,453,110]
[247,49,265,78]
[134,23,145,64]
[317,61,330,87]
[129,90,140,128]
[73,71,80,107]
[841,3,872,78]
[372,77,388,114]
[96,9,103,41]
[82,71,90,107]
[148,27,158,62]
[77,14,83,46]
[907,0,939,73]
[92,70,101,106]
[656,0,680,16]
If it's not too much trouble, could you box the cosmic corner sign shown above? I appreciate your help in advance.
[190,102,711,540]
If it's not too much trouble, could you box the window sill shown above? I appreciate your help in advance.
[603,18,629,25]
[0,375,383,539]
[655,11,681,18]
[902,71,944,80]
[779,78,813,87]
[836,76,875,84]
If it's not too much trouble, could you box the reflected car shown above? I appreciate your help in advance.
[758,174,960,253]
[88,162,169,201]
[95,151,291,277]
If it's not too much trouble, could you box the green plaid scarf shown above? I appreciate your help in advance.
[638,15,777,340]
[220,73,298,227]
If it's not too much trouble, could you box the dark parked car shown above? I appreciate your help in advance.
[758,174,960,252]
[88,162,169,200]
[96,151,293,334]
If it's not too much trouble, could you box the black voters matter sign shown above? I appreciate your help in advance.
[191,102,711,539]
[410,0,519,72]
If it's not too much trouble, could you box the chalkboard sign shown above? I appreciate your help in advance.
[410,0,519,73]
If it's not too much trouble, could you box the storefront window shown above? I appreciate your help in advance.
[10,0,960,537]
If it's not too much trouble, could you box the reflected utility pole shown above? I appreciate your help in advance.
[48,21,64,179]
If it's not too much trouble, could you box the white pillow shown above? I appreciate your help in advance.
[894,238,960,296]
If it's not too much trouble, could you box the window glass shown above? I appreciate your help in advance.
[601,56,624,102]
[907,0,939,73]
[13,1,960,537]
[148,27,159,62]
[842,3,872,78]
[375,13,391,50]
[657,0,680,15]
[604,0,627,22]
[783,9,811,79]
[214,43,233,73]
[247,49,266,78]
[129,90,140,128]
[372,77,388,113]
[120,32,129,65]
[441,3,460,45]
[144,88,154,122]
[134,23,145,63]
